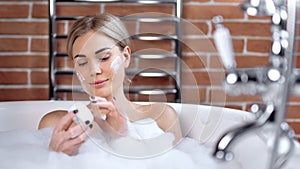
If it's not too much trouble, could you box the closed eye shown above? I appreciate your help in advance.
[98,54,111,62]
[77,61,88,66]
[76,59,88,66]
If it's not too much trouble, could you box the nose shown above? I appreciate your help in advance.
[90,61,102,76]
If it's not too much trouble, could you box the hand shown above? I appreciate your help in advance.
[49,112,90,156]
[89,97,127,137]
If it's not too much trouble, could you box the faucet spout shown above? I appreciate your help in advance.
[213,103,275,161]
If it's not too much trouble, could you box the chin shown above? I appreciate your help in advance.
[92,88,112,98]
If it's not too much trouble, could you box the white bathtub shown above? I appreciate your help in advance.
[0,101,298,169]
[0,101,254,143]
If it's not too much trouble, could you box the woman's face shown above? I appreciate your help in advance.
[72,31,130,98]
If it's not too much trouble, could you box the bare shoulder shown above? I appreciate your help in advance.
[38,110,68,129]
[152,103,178,127]
[151,103,182,143]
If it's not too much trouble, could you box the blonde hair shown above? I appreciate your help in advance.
[67,13,130,58]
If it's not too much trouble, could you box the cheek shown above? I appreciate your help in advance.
[110,57,123,74]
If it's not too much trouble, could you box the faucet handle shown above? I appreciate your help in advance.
[213,16,236,70]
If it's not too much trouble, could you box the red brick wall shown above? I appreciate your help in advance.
[0,0,299,140]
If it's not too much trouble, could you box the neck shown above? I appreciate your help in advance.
[109,85,136,118]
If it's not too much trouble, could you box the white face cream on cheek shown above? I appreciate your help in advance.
[110,56,123,74]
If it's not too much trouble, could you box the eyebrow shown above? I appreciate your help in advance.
[73,54,86,59]
[95,47,111,55]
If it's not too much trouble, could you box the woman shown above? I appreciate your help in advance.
[38,13,182,156]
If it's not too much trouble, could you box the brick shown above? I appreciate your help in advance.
[139,22,176,36]
[182,21,209,36]
[296,39,300,53]
[56,4,101,17]
[0,22,48,35]
[130,76,173,86]
[55,57,68,68]
[289,95,300,102]
[182,71,225,86]
[55,39,67,53]
[0,5,29,18]
[182,38,244,53]
[248,15,272,20]
[0,55,48,68]
[56,74,73,85]
[182,38,216,53]
[31,38,48,52]
[235,55,270,68]
[131,40,172,52]
[286,106,300,119]
[212,54,271,69]
[32,4,48,18]
[182,55,207,69]
[224,22,271,37]
[31,71,48,85]
[67,92,90,101]
[209,89,262,103]
[0,88,49,101]
[0,71,28,84]
[0,38,27,52]
[210,55,223,69]
[247,39,271,53]
[287,122,300,135]
[137,93,175,102]
[183,5,244,20]
[180,87,206,103]
[56,22,68,35]
[105,4,173,17]
[138,58,176,70]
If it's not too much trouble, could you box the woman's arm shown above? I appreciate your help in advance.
[38,110,91,155]
[38,110,68,129]
[154,104,183,144]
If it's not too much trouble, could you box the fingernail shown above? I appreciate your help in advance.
[73,109,78,114]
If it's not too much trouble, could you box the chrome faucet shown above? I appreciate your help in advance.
[212,0,298,168]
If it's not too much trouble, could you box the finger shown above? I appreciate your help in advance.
[65,123,89,139]
[59,131,89,152]
[62,143,81,156]
[54,112,75,132]
[89,96,107,102]
[90,103,108,120]
[92,101,115,111]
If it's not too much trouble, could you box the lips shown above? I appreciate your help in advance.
[90,79,109,87]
